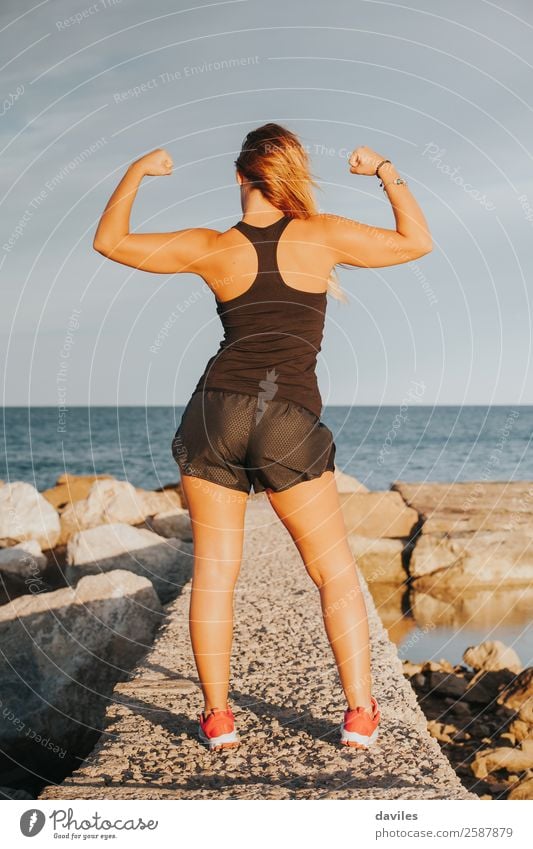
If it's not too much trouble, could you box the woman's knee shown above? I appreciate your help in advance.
[192,551,242,590]
[301,543,356,589]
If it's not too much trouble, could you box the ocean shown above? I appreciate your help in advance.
[2,405,531,492]
[1,405,532,666]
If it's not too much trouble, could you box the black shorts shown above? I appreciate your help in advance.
[171,388,336,495]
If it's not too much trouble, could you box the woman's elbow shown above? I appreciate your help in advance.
[93,236,111,256]
[413,237,433,259]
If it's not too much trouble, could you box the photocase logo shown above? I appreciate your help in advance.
[256,368,279,423]
[20,809,46,837]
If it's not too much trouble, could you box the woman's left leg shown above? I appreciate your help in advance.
[180,474,249,713]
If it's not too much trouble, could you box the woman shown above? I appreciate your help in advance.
[93,123,432,752]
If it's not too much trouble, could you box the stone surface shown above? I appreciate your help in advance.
[508,719,533,743]
[0,539,46,577]
[408,530,533,586]
[471,740,533,779]
[0,540,48,603]
[339,491,418,538]
[39,498,474,801]
[145,508,192,541]
[507,776,533,799]
[392,480,533,535]
[348,534,407,583]
[65,522,193,604]
[0,570,162,788]
[0,482,60,549]
[58,479,182,544]
[463,640,523,674]
[42,473,115,510]
[333,468,369,493]
[497,668,533,724]
[463,669,516,704]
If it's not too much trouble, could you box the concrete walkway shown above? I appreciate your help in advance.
[40,496,475,800]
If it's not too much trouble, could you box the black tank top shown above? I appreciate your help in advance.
[192,215,328,419]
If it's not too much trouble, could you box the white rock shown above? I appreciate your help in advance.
[334,468,369,493]
[0,570,162,778]
[58,479,182,543]
[463,640,522,674]
[340,490,419,538]
[410,530,533,586]
[0,539,46,577]
[145,508,192,541]
[0,482,60,549]
[61,479,146,528]
[347,534,407,583]
[66,522,193,603]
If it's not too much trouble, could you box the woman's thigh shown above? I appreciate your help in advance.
[181,474,249,582]
[265,471,352,583]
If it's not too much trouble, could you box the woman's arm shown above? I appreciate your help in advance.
[317,146,433,268]
[93,148,218,274]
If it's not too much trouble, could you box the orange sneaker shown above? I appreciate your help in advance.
[198,706,240,750]
[340,696,380,748]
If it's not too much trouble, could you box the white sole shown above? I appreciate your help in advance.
[339,724,379,747]
[198,725,240,749]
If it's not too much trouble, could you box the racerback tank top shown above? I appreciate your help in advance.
[192,214,328,419]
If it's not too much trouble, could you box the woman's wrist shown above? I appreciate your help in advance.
[376,161,399,181]
[128,160,146,179]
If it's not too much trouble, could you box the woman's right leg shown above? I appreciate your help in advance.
[266,470,373,711]
[180,473,249,713]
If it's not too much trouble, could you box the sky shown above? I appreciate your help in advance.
[1,0,532,407]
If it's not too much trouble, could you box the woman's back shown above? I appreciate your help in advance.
[193,214,332,419]
[200,214,335,302]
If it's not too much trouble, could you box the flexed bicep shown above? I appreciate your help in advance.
[319,213,432,269]
[93,227,220,274]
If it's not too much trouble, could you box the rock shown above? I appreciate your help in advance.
[366,582,414,645]
[508,719,533,743]
[42,473,115,510]
[0,786,34,799]
[463,668,516,705]
[58,479,181,544]
[135,488,182,517]
[463,641,522,674]
[507,776,533,800]
[0,540,48,603]
[427,671,468,699]
[497,668,533,724]
[65,523,193,603]
[421,660,447,673]
[0,539,46,577]
[333,469,369,493]
[0,482,60,549]
[409,530,533,587]
[402,660,423,676]
[471,740,533,779]
[339,491,418,538]
[145,508,192,542]
[446,701,472,718]
[347,534,407,582]
[391,480,533,535]
[427,721,457,743]
[0,570,162,787]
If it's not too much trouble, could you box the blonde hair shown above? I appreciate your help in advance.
[234,123,349,303]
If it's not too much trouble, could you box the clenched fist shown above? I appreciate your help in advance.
[134,148,174,177]
[348,146,388,176]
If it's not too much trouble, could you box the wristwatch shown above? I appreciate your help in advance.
[380,176,408,191]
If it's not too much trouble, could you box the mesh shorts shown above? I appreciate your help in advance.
[171,388,336,494]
